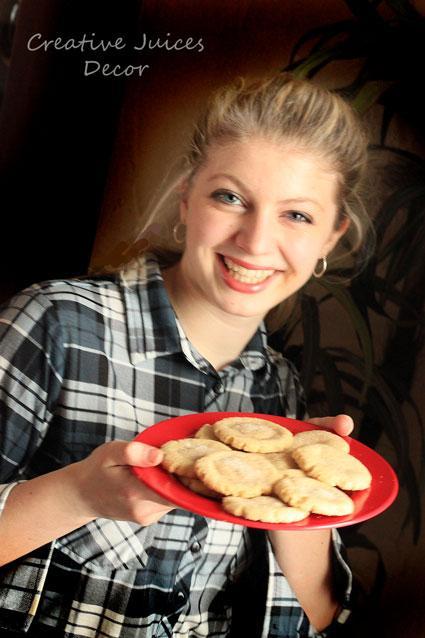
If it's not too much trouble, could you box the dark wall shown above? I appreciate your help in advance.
[0,0,139,301]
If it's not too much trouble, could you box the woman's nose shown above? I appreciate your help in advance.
[234,211,274,255]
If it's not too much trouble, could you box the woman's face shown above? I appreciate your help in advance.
[177,136,348,322]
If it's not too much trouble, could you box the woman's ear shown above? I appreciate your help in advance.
[179,200,188,224]
[324,215,350,255]
[177,179,190,223]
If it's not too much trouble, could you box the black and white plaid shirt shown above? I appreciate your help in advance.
[0,254,351,637]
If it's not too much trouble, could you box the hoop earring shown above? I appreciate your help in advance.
[172,222,186,244]
[313,256,327,278]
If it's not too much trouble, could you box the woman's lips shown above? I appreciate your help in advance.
[223,255,276,271]
[217,254,280,294]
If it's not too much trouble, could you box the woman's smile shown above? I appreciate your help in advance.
[217,254,280,293]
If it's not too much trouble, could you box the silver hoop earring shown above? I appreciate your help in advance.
[313,256,327,278]
[172,222,186,244]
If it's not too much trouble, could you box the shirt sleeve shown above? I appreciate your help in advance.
[0,481,24,516]
[0,285,65,632]
[0,285,65,485]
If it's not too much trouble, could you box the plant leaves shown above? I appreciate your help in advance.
[288,20,354,65]
[285,49,340,79]
[316,349,345,413]
[341,529,388,600]
[351,80,394,114]
[317,282,374,401]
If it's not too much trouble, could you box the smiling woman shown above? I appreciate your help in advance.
[139,74,372,334]
[162,138,348,367]
[0,72,371,638]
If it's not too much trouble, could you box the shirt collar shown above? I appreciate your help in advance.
[120,254,182,362]
[121,253,268,372]
[239,326,268,371]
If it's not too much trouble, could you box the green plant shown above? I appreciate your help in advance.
[273,0,425,543]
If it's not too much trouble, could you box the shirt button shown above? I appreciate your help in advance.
[190,541,201,554]
[213,381,224,394]
[177,591,186,602]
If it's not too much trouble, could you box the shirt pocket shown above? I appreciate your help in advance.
[55,518,157,571]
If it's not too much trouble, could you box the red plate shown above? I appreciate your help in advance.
[132,412,399,530]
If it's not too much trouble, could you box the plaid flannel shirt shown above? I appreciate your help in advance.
[0,254,351,637]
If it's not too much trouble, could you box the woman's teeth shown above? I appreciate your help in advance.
[223,257,273,283]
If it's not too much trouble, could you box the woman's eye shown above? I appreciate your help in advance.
[285,210,312,224]
[212,190,243,206]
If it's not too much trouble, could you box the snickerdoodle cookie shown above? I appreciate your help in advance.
[213,416,293,453]
[161,438,229,478]
[292,443,372,491]
[194,450,280,497]
[222,495,309,523]
[274,474,355,516]
[290,429,350,453]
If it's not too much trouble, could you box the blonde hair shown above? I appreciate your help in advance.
[131,73,374,324]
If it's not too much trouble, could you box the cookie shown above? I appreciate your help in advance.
[179,476,221,499]
[274,475,354,516]
[194,450,280,497]
[292,444,372,491]
[290,429,350,453]
[263,450,298,474]
[194,424,219,441]
[222,495,309,523]
[213,416,293,453]
[161,438,229,478]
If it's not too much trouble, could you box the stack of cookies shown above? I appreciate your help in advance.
[160,416,372,524]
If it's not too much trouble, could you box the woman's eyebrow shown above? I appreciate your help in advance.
[207,172,245,189]
[207,172,322,208]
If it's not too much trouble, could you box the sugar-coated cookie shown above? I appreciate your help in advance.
[290,429,350,453]
[213,416,293,453]
[195,450,280,497]
[274,475,354,516]
[161,438,229,478]
[222,495,309,523]
[292,443,372,491]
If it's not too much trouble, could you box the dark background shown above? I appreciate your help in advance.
[0,0,140,301]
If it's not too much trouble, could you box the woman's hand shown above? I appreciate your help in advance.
[69,440,175,526]
[0,440,173,566]
[306,414,354,437]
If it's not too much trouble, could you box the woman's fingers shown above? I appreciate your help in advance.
[306,414,354,436]
[120,440,164,467]
[72,440,173,524]
[99,440,164,468]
